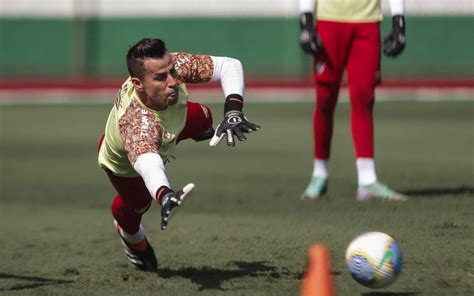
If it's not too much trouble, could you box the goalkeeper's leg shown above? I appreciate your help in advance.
[105,170,158,270]
[176,101,213,143]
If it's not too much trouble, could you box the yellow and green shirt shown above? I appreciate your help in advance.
[317,0,382,22]
[98,53,214,177]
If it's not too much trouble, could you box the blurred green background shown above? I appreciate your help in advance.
[1,0,474,79]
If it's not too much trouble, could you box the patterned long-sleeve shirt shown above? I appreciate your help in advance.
[98,53,214,177]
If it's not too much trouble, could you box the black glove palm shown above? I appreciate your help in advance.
[299,12,323,55]
[383,15,406,57]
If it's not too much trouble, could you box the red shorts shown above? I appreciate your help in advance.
[100,101,213,207]
[313,20,381,86]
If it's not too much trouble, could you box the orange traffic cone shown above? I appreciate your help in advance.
[301,244,335,296]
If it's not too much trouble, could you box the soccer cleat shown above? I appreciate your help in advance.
[356,182,408,201]
[115,226,158,271]
[302,177,328,200]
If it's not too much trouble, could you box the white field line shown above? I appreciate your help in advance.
[0,87,472,106]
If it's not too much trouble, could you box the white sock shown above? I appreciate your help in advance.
[356,158,377,186]
[114,220,145,244]
[312,159,328,178]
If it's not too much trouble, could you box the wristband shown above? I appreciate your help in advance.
[224,94,243,114]
[156,186,173,205]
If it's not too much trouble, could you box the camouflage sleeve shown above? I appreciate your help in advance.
[118,101,163,165]
[172,52,214,83]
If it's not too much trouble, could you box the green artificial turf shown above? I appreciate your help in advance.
[0,98,473,295]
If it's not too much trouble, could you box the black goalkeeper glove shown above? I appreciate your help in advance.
[383,15,406,57]
[209,95,260,147]
[299,12,323,55]
[157,184,195,230]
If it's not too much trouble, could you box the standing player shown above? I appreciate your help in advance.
[98,38,260,270]
[299,0,407,201]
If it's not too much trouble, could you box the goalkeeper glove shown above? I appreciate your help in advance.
[209,95,260,147]
[383,15,406,57]
[157,183,195,230]
[299,12,323,55]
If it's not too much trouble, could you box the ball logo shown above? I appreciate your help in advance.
[377,249,395,272]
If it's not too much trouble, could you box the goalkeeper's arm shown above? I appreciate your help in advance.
[208,56,260,147]
[133,153,194,230]
[133,152,170,203]
[210,56,244,101]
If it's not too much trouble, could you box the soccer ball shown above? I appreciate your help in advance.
[345,231,403,289]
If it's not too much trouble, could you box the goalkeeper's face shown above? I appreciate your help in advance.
[133,53,179,111]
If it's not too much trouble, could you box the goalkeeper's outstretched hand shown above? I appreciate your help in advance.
[159,183,195,230]
[209,111,260,147]
[383,15,406,57]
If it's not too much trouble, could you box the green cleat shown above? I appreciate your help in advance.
[302,177,328,200]
[356,182,408,201]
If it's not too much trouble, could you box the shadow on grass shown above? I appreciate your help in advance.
[156,261,302,291]
[0,273,74,291]
[362,293,420,296]
[401,186,474,197]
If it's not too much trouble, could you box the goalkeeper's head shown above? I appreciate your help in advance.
[126,38,167,79]
[126,38,179,111]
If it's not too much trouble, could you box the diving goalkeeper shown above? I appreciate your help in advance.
[98,38,260,271]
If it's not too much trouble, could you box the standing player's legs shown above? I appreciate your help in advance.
[346,23,406,201]
[303,21,352,199]
[176,101,213,143]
